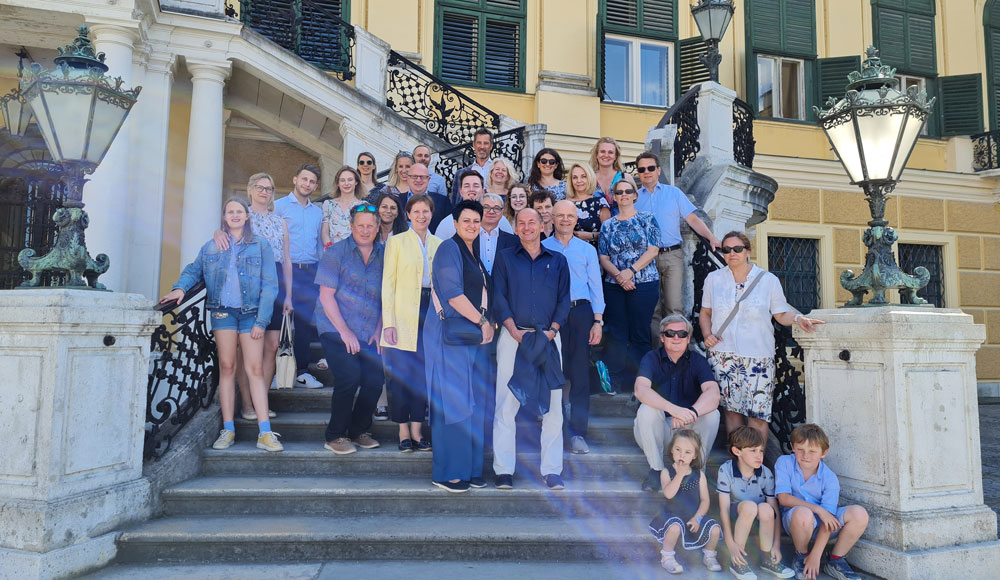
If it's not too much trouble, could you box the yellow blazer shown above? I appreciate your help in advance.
[380,229,442,351]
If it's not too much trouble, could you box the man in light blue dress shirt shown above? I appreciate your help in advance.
[542,200,605,454]
[449,128,494,203]
[633,152,720,340]
[273,163,326,388]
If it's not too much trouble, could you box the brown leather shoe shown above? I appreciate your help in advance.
[352,432,380,449]
[324,437,357,455]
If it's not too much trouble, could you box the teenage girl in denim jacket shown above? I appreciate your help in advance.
[159,197,282,452]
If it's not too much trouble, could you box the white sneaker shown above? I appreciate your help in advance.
[295,372,324,389]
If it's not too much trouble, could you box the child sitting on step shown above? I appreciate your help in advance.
[648,429,722,574]
[717,426,795,579]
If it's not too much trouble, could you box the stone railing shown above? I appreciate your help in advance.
[972,130,999,172]
[386,50,501,146]
[234,0,356,80]
[145,281,219,460]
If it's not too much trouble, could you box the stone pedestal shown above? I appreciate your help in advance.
[0,290,160,579]
[794,307,1000,580]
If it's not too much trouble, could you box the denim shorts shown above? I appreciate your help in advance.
[210,308,257,334]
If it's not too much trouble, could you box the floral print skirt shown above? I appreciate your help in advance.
[707,350,775,422]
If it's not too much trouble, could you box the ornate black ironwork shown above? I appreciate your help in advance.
[898,243,944,307]
[622,160,637,178]
[659,86,700,178]
[733,97,755,169]
[145,282,219,461]
[225,1,238,17]
[972,130,999,172]
[689,233,724,346]
[767,236,819,314]
[386,50,501,146]
[238,0,355,80]
[433,126,525,190]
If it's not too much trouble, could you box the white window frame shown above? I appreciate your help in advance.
[757,54,806,120]
[604,34,674,108]
[897,74,929,135]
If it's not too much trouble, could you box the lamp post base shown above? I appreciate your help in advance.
[17,203,110,290]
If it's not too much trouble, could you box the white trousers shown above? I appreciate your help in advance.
[493,328,563,477]
[633,402,720,470]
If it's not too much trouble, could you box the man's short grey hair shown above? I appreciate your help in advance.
[482,193,503,206]
[660,313,693,335]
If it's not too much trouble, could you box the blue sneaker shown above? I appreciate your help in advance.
[595,360,615,395]
[791,553,806,580]
[823,557,861,580]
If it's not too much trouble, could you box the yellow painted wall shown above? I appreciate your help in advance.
[158,70,192,299]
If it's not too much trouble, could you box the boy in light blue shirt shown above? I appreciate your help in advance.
[775,424,869,580]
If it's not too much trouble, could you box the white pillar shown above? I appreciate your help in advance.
[521,123,548,179]
[83,23,138,292]
[354,27,389,103]
[695,81,736,165]
[318,156,340,198]
[125,49,175,299]
[338,119,368,172]
[795,307,1000,579]
[179,61,231,268]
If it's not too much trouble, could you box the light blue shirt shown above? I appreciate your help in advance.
[774,454,841,515]
[427,172,448,197]
[273,194,324,264]
[634,182,696,247]
[542,234,605,314]
[479,226,501,275]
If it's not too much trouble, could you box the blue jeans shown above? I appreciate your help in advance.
[602,281,658,390]
[210,308,257,333]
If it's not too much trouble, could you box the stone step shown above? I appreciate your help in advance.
[200,441,653,481]
[233,412,638,447]
[161,475,662,518]
[114,514,652,565]
[266,387,637,417]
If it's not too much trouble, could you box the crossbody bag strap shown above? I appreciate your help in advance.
[714,271,766,338]
[431,268,487,320]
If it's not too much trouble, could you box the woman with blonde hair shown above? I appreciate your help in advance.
[502,182,530,230]
[590,136,637,215]
[486,157,519,198]
[383,151,415,198]
[321,166,366,248]
[565,162,610,247]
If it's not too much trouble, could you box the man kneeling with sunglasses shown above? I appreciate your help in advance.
[633,313,721,492]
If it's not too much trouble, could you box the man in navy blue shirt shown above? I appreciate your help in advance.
[633,313,721,491]
[492,208,571,490]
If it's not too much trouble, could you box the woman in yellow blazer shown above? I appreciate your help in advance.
[381,194,442,452]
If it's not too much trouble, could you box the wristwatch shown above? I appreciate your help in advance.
[477,315,489,327]
[593,319,604,327]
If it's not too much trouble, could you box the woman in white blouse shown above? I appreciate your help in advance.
[321,166,365,248]
[699,231,823,444]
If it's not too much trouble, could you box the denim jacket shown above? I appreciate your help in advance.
[173,236,278,329]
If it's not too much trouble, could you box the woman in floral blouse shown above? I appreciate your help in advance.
[321,166,365,248]
[598,180,661,392]
[565,162,610,248]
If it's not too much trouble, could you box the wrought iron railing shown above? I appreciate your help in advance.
[659,85,701,178]
[430,126,526,189]
[0,168,68,289]
[236,0,355,80]
[972,130,999,171]
[689,234,805,453]
[145,282,219,461]
[733,98,755,169]
[386,50,501,146]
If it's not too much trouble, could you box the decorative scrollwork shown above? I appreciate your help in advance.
[145,282,219,461]
[733,98,755,169]
[663,87,700,178]
[433,126,524,191]
[386,50,500,146]
[972,131,999,172]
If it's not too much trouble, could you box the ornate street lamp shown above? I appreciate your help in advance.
[16,25,140,290]
[0,49,34,136]
[690,0,735,83]
[814,46,935,307]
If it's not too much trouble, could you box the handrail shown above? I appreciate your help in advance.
[386,50,500,146]
[732,97,756,169]
[971,130,999,171]
[237,0,356,80]
[656,85,701,178]
[145,281,219,461]
[433,126,525,190]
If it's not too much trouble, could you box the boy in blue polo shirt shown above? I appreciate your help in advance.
[775,424,869,580]
[717,426,794,579]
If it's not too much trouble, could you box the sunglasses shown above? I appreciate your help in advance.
[720,245,748,254]
[537,158,558,165]
[661,329,690,339]
[357,159,375,166]
[613,188,637,196]
[351,204,378,215]
[636,165,658,173]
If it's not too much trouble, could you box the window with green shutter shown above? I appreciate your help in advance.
[602,0,676,40]
[872,0,936,77]
[600,0,678,106]
[745,0,816,120]
[938,74,984,136]
[435,0,525,91]
[987,0,1000,130]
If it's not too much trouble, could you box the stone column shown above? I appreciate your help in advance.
[318,155,340,198]
[695,81,736,164]
[354,27,389,103]
[126,49,175,299]
[646,124,677,186]
[179,61,231,267]
[83,23,138,292]
[338,119,368,174]
[0,290,160,579]
[794,307,1000,579]
[521,123,548,180]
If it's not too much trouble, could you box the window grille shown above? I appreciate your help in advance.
[767,236,820,314]
[898,243,944,307]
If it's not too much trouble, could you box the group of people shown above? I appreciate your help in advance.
[160,129,868,580]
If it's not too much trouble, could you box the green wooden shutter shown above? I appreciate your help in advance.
[784,0,816,57]
[677,36,710,96]
[597,12,606,99]
[750,0,782,53]
[873,5,936,76]
[938,74,983,136]
[602,0,675,39]
[816,56,860,106]
[906,12,936,75]
[874,8,907,68]
[484,17,520,88]
[485,0,522,11]
[987,5,1000,129]
[439,10,479,84]
[605,0,639,30]
[640,0,675,37]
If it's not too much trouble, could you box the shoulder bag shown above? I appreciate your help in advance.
[431,271,488,346]
[714,270,766,338]
[274,311,297,389]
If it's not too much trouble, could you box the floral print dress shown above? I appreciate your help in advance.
[323,197,362,244]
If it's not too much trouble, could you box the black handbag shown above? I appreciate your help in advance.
[431,271,488,346]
